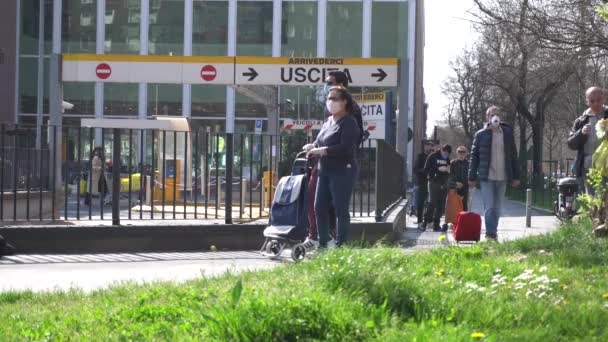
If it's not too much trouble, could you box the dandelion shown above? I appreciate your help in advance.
[434,269,444,276]
[471,332,486,339]
[602,293,608,299]
[438,235,446,242]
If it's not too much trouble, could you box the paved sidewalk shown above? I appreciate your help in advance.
[401,192,559,249]
[0,195,561,293]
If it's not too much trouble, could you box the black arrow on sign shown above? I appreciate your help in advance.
[243,68,259,81]
[371,68,387,82]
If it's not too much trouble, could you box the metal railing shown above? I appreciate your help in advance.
[0,123,401,224]
[505,159,575,211]
[374,139,405,221]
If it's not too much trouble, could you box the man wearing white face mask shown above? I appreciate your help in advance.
[468,106,520,241]
[302,87,361,248]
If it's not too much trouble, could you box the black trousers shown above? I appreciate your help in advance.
[416,181,429,221]
[425,181,448,227]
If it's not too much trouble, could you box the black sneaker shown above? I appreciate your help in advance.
[485,234,498,241]
[417,222,427,231]
[441,224,448,233]
[433,225,442,232]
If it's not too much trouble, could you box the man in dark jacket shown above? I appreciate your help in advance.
[422,144,452,232]
[567,87,608,195]
[468,106,520,241]
[449,146,470,211]
[413,141,435,226]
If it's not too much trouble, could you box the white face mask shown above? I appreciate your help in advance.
[326,100,343,114]
[490,116,501,126]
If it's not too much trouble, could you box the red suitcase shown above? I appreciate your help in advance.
[453,211,482,242]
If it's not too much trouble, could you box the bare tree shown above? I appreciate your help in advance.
[472,0,584,186]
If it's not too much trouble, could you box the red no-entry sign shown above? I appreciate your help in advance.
[96,63,112,80]
[200,65,217,81]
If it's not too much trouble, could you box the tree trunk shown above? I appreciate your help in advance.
[531,119,544,190]
[518,118,528,185]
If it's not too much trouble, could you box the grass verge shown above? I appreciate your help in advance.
[2,219,608,341]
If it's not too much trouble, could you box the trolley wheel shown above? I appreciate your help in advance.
[265,240,281,259]
[291,244,306,262]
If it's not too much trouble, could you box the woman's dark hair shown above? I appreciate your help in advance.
[92,146,104,159]
[441,144,452,154]
[328,71,349,88]
[328,86,354,113]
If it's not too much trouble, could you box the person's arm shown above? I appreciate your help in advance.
[424,153,435,180]
[414,154,423,176]
[567,117,586,150]
[468,133,480,182]
[448,160,459,189]
[325,117,359,156]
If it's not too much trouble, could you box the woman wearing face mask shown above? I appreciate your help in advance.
[421,144,452,232]
[302,87,361,248]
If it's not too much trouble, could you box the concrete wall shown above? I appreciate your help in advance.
[1,191,65,221]
[0,0,18,124]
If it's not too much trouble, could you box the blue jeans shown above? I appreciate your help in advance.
[315,165,357,247]
[479,180,507,237]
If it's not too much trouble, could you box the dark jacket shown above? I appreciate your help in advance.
[567,107,608,177]
[414,151,430,185]
[468,123,519,182]
[424,151,451,184]
[314,114,360,172]
[324,100,368,146]
[449,158,469,196]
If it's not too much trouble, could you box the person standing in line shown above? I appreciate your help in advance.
[413,141,435,228]
[468,106,520,241]
[422,144,452,232]
[568,86,608,194]
[304,86,361,248]
[302,71,368,252]
[449,146,470,211]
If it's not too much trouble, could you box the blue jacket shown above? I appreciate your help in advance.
[468,123,520,182]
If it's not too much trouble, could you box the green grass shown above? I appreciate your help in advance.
[3,220,608,341]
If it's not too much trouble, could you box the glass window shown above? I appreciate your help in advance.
[20,0,40,55]
[104,84,138,116]
[19,57,38,113]
[192,85,227,117]
[237,1,273,56]
[279,85,323,121]
[149,0,184,55]
[281,1,317,57]
[148,84,183,116]
[372,2,408,58]
[63,82,95,115]
[62,0,97,53]
[235,92,267,118]
[193,0,229,56]
[326,1,362,58]
[105,0,141,53]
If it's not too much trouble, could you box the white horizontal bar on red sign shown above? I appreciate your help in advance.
[283,120,324,130]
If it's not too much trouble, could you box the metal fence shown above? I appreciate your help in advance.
[505,159,575,211]
[0,123,403,224]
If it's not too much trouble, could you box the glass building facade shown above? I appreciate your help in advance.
[18,0,409,133]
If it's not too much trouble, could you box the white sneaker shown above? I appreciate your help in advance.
[301,238,320,253]
[327,239,337,249]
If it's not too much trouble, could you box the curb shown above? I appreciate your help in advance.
[0,201,407,254]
